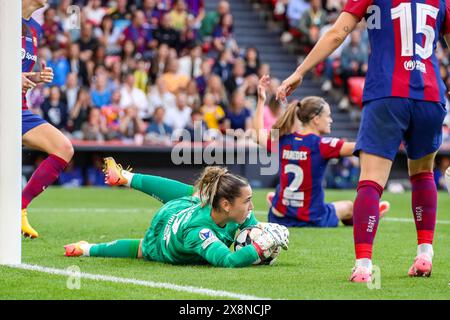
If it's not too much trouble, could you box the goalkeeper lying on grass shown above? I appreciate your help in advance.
[64,158,289,267]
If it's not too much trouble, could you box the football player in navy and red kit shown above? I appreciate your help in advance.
[253,75,389,229]
[276,0,450,281]
[21,0,74,238]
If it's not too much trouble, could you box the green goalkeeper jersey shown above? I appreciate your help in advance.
[141,196,260,268]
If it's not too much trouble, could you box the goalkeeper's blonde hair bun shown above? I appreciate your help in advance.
[195,166,248,210]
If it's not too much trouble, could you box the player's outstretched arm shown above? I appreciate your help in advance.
[252,75,271,149]
[339,142,356,157]
[185,229,260,268]
[277,12,359,100]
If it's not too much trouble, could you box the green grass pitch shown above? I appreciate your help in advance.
[0,187,449,300]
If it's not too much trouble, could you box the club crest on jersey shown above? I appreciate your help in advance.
[404,60,426,73]
[32,36,38,47]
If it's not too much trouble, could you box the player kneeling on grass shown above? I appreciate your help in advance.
[253,75,390,228]
[64,159,289,267]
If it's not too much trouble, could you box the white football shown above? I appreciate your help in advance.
[234,227,280,265]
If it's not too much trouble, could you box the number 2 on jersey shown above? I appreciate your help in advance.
[282,164,305,208]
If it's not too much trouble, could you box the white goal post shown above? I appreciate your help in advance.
[0,0,22,265]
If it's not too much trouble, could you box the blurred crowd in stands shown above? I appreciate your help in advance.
[28,0,285,147]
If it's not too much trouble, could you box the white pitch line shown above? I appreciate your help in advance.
[382,217,450,225]
[7,264,271,300]
[30,208,450,225]
[31,208,147,213]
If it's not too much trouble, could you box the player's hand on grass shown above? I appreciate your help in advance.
[22,72,37,93]
[258,222,289,250]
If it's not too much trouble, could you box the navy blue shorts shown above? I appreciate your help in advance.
[268,203,339,228]
[355,98,447,161]
[22,109,47,136]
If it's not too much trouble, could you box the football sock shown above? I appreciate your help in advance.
[353,180,384,260]
[131,174,195,204]
[89,239,140,258]
[410,172,436,246]
[121,170,134,187]
[355,258,372,270]
[417,243,434,260]
[22,154,68,209]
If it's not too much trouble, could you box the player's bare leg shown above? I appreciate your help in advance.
[335,200,390,227]
[266,191,275,207]
[22,123,73,162]
[22,123,74,238]
[334,200,353,225]
[350,152,392,282]
[407,153,437,277]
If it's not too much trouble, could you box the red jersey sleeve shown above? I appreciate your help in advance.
[441,1,450,35]
[342,0,373,21]
[319,137,345,159]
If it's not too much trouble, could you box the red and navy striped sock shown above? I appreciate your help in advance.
[410,172,436,246]
[353,180,384,260]
[22,154,68,210]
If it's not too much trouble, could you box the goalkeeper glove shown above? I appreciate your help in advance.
[252,231,277,259]
[257,222,289,250]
